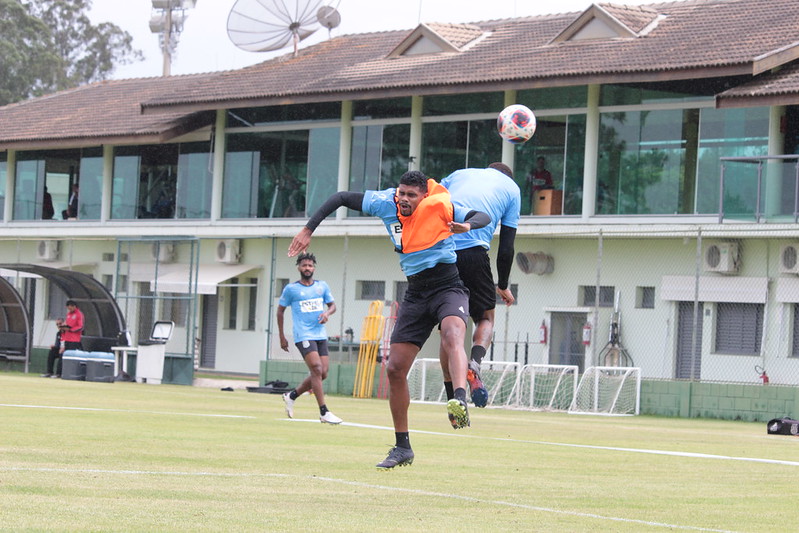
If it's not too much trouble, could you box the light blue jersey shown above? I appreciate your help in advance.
[440,168,521,250]
[361,188,472,276]
[279,280,334,342]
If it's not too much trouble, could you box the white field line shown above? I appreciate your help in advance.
[0,403,255,419]
[2,466,734,533]
[292,418,799,467]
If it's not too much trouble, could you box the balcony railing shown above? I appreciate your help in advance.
[719,155,799,224]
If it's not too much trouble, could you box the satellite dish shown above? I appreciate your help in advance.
[316,5,341,30]
[227,0,328,55]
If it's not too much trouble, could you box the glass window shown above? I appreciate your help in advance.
[600,83,717,106]
[423,92,503,116]
[112,144,180,220]
[695,107,769,215]
[513,114,586,215]
[226,278,238,330]
[636,286,655,309]
[353,98,412,120]
[307,127,340,216]
[166,293,188,328]
[78,148,103,221]
[715,302,763,355]
[228,102,340,127]
[421,119,502,180]
[349,123,411,216]
[176,142,213,219]
[14,159,44,220]
[598,109,698,215]
[356,280,385,300]
[518,86,588,110]
[246,277,257,331]
[582,285,615,307]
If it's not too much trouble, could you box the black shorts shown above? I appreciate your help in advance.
[456,246,496,322]
[295,339,329,357]
[391,263,470,348]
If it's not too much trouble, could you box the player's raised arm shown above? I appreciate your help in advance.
[288,191,365,257]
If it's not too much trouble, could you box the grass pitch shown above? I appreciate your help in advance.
[1,373,797,532]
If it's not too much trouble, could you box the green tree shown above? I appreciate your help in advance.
[0,0,142,106]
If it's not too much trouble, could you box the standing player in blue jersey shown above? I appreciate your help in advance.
[288,170,490,469]
[439,162,521,408]
[278,252,342,425]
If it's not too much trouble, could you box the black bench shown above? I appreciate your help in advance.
[0,331,27,361]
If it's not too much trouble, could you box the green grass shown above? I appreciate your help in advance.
[1,373,797,532]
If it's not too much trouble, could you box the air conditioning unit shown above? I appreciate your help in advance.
[216,239,241,264]
[36,240,60,262]
[780,244,799,274]
[150,242,175,264]
[515,251,554,275]
[704,243,740,274]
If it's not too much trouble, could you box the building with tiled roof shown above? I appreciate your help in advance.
[1,0,799,420]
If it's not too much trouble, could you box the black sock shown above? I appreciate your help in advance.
[471,345,487,365]
[395,432,411,449]
[444,381,454,400]
[320,404,328,416]
[289,389,298,400]
[454,387,467,402]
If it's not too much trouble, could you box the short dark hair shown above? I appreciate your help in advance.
[488,162,513,179]
[296,252,316,265]
[399,170,428,192]
[65,299,77,307]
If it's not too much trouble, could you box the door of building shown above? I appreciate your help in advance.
[549,311,587,372]
[677,301,703,379]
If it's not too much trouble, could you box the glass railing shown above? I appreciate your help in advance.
[718,155,799,223]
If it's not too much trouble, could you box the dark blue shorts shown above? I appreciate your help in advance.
[295,339,329,357]
[391,265,470,348]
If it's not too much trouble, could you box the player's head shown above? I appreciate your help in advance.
[296,252,316,280]
[488,162,513,179]
[396,170,428,216]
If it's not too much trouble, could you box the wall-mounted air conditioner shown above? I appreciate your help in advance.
[780,244,799,274]
[36,240,60,262]
[515,251,554,275]
[151,242,175,264]
[216,239,241,264]
[703,243,739,274]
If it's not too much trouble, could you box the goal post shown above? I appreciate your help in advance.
[506,364,579,411]
[568,366,641,416]
[406,358,523,406]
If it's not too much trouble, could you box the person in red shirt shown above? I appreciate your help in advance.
[60,300,84,351]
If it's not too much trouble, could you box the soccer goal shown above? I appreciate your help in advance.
[568,366,641,416]
[406,358,522,407]
[506,364,578,411]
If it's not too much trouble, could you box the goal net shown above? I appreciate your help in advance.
[407,358,522,406]
[506,364,578,411]
[568,366,641,415]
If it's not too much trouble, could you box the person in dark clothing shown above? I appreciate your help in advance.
[42,318,65,378]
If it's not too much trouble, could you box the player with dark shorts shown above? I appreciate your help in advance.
[288,170,490,469]
[440,163,521,407]
[277,252,342,425]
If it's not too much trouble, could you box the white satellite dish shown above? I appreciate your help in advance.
[316,4,341,31]
[227,0,328,55]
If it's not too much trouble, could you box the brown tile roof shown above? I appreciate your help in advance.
[139,0,799,113]
[599,3,661,34]
[424,23,485,49]
[0,75,216,149]
[717,63,799,107]
[2,0,799,146]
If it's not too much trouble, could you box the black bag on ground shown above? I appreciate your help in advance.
[767,417,799,435]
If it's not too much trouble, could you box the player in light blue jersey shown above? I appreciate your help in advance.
[277,252,342,425]
[288,170,491,469]
[439,162,521,408]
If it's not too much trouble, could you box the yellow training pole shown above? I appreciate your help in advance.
[353,300,385,398]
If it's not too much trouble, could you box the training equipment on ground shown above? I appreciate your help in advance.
[568,366,641,415]
[497,104,537,144]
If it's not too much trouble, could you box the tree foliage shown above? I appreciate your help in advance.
[0,0,142,106]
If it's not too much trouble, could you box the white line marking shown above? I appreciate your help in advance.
[287,418,799,467]
[0,403,255,419]
[1,466,735,532]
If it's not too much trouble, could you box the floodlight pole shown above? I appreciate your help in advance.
[150,0,197,77]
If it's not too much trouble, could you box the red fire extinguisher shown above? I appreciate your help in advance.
[582,322,592,346]
[538,320,547,344]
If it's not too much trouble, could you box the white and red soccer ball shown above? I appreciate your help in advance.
[497,104,537,144]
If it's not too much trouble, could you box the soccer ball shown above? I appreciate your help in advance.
[497,104,537,144]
